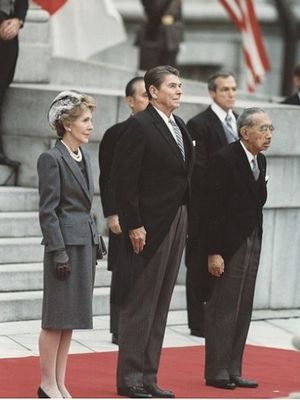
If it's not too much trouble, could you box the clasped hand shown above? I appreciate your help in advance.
[0,18,21,40]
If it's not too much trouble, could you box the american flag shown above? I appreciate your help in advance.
[220,0,271,92]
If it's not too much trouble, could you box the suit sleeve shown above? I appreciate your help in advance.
[99,128,118,217]
[206,153,228,255]
[13,0,29,22]
[112,118,147,231]
[37,152,65,252]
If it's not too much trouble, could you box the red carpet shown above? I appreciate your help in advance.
[0,345,299,398]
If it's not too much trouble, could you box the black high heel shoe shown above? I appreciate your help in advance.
[37,387,50,398]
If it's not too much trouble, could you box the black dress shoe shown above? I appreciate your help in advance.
[230,376,258,388]
[112,333,119,345]
[144,384,175,398]
[37,387,50,398]
[206,379,236,389]
[190,329,205,338]
[117,386,152,398]
[0,153,21,168]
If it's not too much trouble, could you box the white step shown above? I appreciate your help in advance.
[0,187,39,211]
[0,285,186,323]
[0,165,16,186]
[0,261,111,292]
[0,237,43,263]
[0,212,41,237]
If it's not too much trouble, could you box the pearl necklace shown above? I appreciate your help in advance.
[61,140,82,162]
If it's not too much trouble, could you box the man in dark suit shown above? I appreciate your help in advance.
[98,76,149,345]
[205,107,273,390]
[281,63,300,105]
[112,65,194,398]
[185,71,238,338]
[0,0,28,167]
[138,0,183,70]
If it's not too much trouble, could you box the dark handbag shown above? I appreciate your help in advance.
[97,235,107,260]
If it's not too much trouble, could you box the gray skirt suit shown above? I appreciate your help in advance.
[37,140,99,329]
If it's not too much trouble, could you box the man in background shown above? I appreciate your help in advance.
[0,0,28,167]
[138,0,183,70]
[281,63,300,105]
[185,71,239,338]
[99,76,149,345]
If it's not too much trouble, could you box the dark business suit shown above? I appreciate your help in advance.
[281,92,300,105]
[205,140,267,380]
[0,0,28,154]
[138,0,182,70]
[0,0,28,103]
[185,106,238,336]
[113,104,194,388]
[99,118,131,336]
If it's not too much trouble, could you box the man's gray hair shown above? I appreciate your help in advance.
[236,107,267,138]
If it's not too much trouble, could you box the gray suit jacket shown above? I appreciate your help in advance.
[37,140,98,252]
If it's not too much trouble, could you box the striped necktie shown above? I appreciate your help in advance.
[224,113,238,142]
[169,118,185,161]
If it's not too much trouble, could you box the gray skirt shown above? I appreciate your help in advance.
[41,243,97,330]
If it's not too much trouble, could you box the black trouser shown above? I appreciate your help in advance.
[108,231,121,335]
[0,35,19,153]
[205,229,262,380]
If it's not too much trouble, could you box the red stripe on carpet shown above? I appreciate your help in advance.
[0,345,299,398]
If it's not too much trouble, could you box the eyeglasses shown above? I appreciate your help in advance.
[257,125,275,133]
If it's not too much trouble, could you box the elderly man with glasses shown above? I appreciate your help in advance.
[204,107,273,390]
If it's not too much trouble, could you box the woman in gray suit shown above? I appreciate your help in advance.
[37,91,99,398]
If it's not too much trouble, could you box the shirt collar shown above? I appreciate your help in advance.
[153,106,173,125]
[211,102,235,123]
[240,140,257,164]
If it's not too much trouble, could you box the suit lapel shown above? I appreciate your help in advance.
[233,141,260,199]
[148,105,188,169]
[82,148,94,199]
[174,115,194,170]
[55,140,92,203]
[208,107,229,147]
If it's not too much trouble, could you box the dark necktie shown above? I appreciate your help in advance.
[169,119,185,161]
[251,157,260,180]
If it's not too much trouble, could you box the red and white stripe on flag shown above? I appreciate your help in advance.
[32,0,126,60]
[219,0,271,91]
